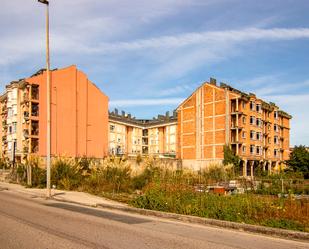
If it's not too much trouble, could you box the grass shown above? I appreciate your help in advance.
[130,182,309,232]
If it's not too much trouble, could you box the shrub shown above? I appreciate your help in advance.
[51,157,82,190]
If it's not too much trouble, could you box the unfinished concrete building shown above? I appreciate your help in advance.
[176,78,291,176]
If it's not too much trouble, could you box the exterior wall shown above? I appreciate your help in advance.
[177,83,238,169]
[165,124,177,154]
[108,118,177,157]
[148,127,159,154]
[177,82,291,172]
[109,121,127,155]
[0,65,109,160]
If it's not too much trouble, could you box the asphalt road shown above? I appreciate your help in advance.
[0,190,308,249]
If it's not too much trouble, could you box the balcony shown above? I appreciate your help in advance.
[30,103,39,119]
[23,129,29,138]
[24,111,29,120]
[31,120,39,137]
[31,86,39,101]
[231,123,243,130]
[21,93,29,104]
[23,146,29,153]
[30,139,39,153]
[142,129,148,137]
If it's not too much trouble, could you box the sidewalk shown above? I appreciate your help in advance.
[1,181,308,241]
[0,181,127,209]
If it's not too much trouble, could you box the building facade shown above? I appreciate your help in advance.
[177,78,291,176]
[109,110,177,157]
[0,65,109,162]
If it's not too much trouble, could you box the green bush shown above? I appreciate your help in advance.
[130,182,309,232]
[51,157,82,190]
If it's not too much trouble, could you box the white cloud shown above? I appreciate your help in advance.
[87,28,309,54]
[255,80,309,96]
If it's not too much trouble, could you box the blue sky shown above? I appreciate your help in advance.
[1,0,309,146]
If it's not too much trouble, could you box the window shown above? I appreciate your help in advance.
[274,136,278,144]
[250,101,255,111]
[268,137,271,144]
[117,138,121,143]
[242,146,246,154]
[9,125,12,134]
[256,104,261,113]
[274,124,278,132]
[110,125,115,132]
[274,111,278,119]
[256,118,261,127]
[12,105,17,116]
[274,149,278,157]
[242,131,246,139]
[256,146,261,155]
[242,101,246,110]
[250,145,255,155]
[250,130,255,140]
[7,107,13,118]
[242,116,246,125]
[12,122,17,134]
[250,116,255,125]
[256,132,261,141]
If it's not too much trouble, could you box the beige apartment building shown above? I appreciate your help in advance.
[177,78,291,176]
[109,110,177,157]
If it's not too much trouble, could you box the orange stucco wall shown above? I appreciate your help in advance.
[26,65,108,158]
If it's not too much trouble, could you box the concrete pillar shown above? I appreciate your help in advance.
[250,161,254,179]
[243,160,247,177]
[263,161,267,171]
[268,160,272,175]
[275,161,279,173]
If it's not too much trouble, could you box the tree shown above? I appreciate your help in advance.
[223,144,241,175]
[286,145,309,179]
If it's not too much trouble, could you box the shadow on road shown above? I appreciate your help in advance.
[45,202,150,225]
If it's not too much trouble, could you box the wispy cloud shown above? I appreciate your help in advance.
[110,98,184,107]
[87,28,309,54]
[256,80,309,96]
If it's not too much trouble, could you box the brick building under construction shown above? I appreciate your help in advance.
[176,78,291,176]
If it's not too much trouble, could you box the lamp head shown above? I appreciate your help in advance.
[38,0,49,5]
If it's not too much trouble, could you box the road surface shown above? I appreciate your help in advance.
[0,189,307,249]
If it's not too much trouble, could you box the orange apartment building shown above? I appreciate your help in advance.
[0,65,109,162]
[109,110,177,157]
[177,78,291,176]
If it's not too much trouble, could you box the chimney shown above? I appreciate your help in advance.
[121,110,125,116]
[115,108,118,115]
[210,77,217,86]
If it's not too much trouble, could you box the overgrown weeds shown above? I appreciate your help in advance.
[5,156,309,232]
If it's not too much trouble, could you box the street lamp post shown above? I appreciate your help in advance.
[38,0,51,198]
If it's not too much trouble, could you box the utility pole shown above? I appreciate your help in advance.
[38,0,51,198]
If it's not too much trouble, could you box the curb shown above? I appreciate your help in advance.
[96,203,309,241]
[1,182,308,241]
